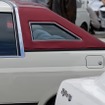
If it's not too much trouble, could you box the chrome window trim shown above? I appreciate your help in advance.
[0,0,25,57]
[14,7,25,57]
[29,22,82,42]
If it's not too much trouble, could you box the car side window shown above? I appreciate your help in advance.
[0,13,19,56]
[30,23,80,41]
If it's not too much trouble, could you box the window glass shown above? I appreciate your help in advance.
[100,11,105,18]
[0,13,18,56]
[31,23,80,41]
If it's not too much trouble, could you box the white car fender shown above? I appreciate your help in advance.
[55,72,105,105]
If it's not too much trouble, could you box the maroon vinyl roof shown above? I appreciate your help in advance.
[9,0,105,51]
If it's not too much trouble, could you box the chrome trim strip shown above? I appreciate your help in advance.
[14,7,25,57]
[8,0,25,57]
[0,0,25,57]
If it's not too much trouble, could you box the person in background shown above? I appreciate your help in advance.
[87,0,105,34]
[47,0,77,24]
[87,7,101,34]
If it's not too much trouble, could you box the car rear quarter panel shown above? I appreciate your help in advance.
[0,51,104,103]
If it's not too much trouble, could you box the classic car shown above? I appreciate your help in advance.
[0,0,105,105]
[76,0,90,31]
[55,72,105,105]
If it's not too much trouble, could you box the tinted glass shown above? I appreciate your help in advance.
[31,23,80,41]
[0,13,17,56]
[100,11,105,18]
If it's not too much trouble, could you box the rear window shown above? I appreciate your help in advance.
[31,23,80,41]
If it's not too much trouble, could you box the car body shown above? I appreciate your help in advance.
[55,72,105,105]
[76,0,90,31]
[0,0,105,105]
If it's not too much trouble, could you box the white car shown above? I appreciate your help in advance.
[55,72,105,105]
[0,0,104,105]
[76,0,90,31]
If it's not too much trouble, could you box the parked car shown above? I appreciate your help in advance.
[55,72,105,105]
[0,0,105,105]
[76,0,90,31]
